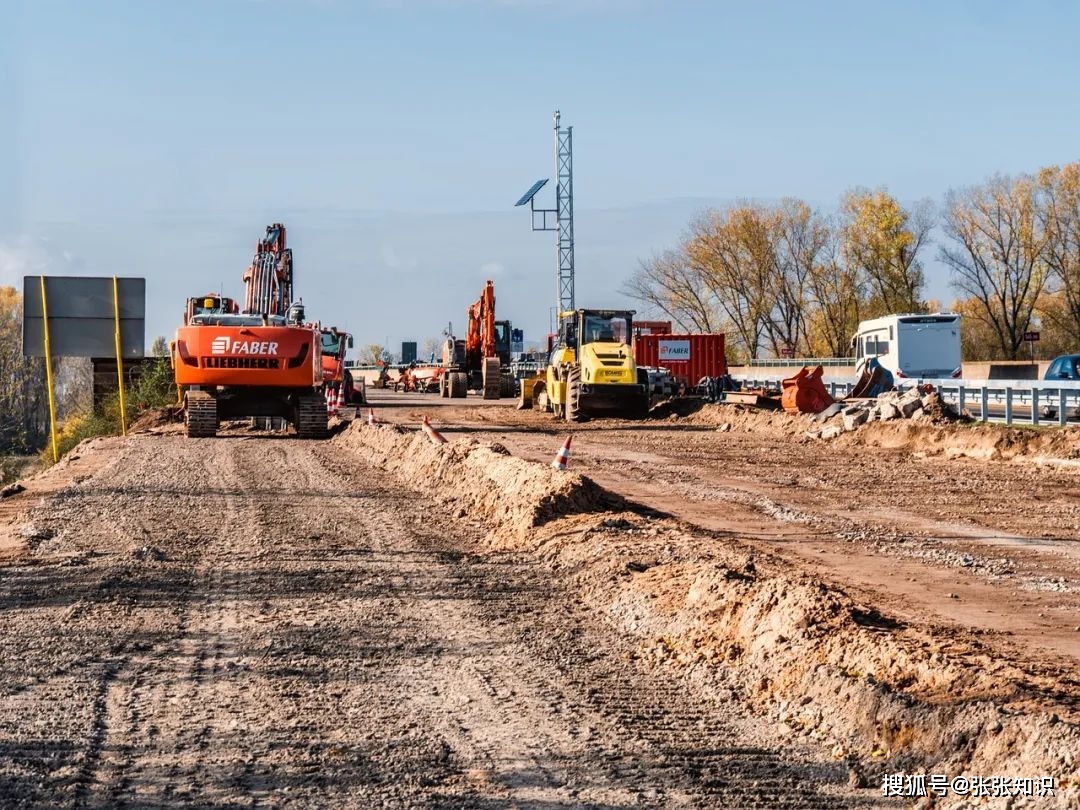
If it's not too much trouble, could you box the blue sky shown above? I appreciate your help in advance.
[3,0,1079,355]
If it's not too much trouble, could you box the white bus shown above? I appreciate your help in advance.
[851,313,962,380]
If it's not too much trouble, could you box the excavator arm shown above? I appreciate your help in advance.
[242,223,294,316]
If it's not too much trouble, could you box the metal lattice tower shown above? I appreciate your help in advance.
[514,110,576,321]
[554,111,574,314]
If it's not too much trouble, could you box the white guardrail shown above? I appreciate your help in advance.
[730,375,1080,427]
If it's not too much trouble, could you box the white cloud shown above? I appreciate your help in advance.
[0,236,85,291]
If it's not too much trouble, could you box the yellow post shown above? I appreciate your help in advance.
[39,276,60,464]
[112,276,128,436]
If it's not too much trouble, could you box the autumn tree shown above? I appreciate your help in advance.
[841,188,931,316]
[363,343,388,365]
[941,174,1051,359]
[1037,162,1080,348]
[0,287,48,453]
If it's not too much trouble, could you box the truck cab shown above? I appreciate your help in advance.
[320,327,357,402]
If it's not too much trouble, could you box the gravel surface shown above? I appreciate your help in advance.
[0,434,876,808]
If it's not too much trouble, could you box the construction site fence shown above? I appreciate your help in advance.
[730,375,1080,427]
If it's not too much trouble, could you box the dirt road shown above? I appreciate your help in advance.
[365,390,1080,690]
[0,433,871,808]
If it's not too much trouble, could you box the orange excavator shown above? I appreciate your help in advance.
[437,281,514,399]
[171,223,329,438]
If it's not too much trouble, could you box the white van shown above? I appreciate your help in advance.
[851,313,962,380]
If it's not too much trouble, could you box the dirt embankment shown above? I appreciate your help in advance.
[687,401,1080,464]
[337,420,1080,807]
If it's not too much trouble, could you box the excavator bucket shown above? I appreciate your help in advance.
[781,365,835,415]
[516,374,546,411]
[849,358,895,399]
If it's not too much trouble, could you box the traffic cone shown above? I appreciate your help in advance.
[367,407,378,426]
[551,435,572,470]
[325,387,336,416]
[336,384,346,411]
[421,415,448,445]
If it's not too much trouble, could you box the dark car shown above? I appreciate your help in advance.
[1041,355,1080,418]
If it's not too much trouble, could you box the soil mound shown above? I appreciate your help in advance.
[691,401,1080,463]
[336,419,1080,804]
[334,421,621,540]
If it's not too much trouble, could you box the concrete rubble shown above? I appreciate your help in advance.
[807,386,969,440]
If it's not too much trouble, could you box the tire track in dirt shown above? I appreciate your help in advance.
[312,442,870,808]
[0,432,879,807]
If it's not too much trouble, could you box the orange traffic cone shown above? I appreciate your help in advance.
[367,407,378,426]
[421,415,448,445]
[336,385,346,411]
[551,435,572,470]
[326,387,337,416]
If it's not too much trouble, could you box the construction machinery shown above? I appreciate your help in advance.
[518,308,649,421]
[320,326,362,405]
[171,223,329,439]
[438,280,516,399]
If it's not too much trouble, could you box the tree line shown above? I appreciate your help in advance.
[624,162,1080,363]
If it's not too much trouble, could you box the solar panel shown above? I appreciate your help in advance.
[514,178,549,207]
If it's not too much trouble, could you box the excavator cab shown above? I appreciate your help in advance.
[184,294,239,326]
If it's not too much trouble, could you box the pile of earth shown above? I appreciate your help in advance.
[335,419,1080,806]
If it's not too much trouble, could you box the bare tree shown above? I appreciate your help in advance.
[621,249,718,332]
[686,206,776,360]
[767,199,829,356]
[804,220,864,357]
[941,174,1051,359]
[420,337,442,363]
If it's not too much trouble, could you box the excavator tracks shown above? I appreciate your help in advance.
[296,393,329,440]
[184,391,218,438]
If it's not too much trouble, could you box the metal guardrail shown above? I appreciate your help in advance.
[731,375,1080,427]
[735,357,854,368]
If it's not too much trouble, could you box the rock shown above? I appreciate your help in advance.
[843,409,869,431]
[899,397,922,418]
[0,482,25,498]
[879,402,900,421]
[717,423,731,432]
[909,407,926,422]
[820,425,842,440]
[814,403,844,422]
